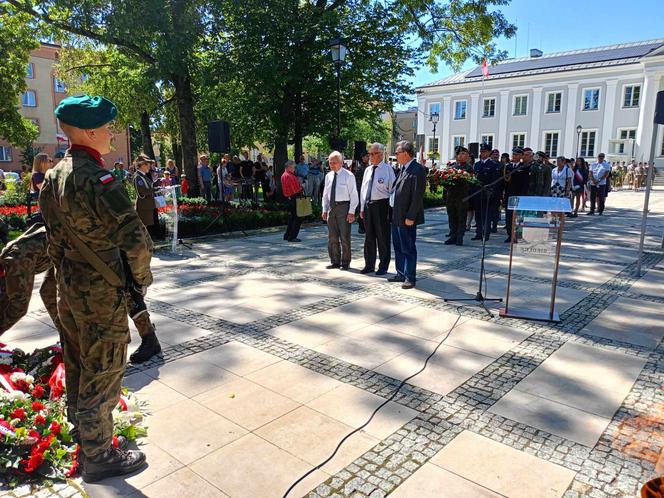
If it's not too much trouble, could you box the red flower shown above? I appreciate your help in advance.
[65,445,80,478]
[35,414,47,425]
[49,421,61,435]
[112,435,119,448]
[31,385,45,399]
[15,379,31,392]
[29,429,40,439]
[11,408,26,420]
[31,401,45,412]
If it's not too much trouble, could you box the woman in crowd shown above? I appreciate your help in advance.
[254,154,269,201]
[30,153,52,199]
[165,158,179,184]
[551,156,573,201]
[571,158,587,217]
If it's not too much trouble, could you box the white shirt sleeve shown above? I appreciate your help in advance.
[348,170,359,214]
[322,172,331,213]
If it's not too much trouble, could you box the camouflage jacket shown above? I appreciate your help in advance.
[39,148,153,287]
[0,223,50,278]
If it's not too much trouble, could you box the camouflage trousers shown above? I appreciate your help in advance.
[0,266,60,335]
[57,258,129,458]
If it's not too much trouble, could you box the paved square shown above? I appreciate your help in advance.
[2,189,663,498]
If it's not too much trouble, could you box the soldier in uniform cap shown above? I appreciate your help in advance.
[529,151,553,196]
[39,95,153,482]
[503,146,529,242]
[444,146,473,246]
[471,143,501,241]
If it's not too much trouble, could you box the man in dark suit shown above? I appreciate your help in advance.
[472,143,502,241]
[387,140,426,289]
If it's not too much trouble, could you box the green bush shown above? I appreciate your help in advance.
[423,190,445,208]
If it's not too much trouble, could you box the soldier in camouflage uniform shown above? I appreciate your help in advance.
[39,95,153,482]
[0,220,60,335]
[0,216,160,364]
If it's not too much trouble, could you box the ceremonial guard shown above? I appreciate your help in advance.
[359,143,395,275]
[444,146,473,246]
[39,95,153,482]
[472,144,501,241]
[503,146,529,242]
[528,151,553,196]
[0,219,59,335]
[134,155,160,239]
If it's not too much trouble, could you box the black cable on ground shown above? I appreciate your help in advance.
[282,312,464,498]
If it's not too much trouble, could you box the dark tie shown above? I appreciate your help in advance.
[366,165,377,205]
[330,171,337,204]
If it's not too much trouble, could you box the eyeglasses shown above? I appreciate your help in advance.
[369,152,381,155]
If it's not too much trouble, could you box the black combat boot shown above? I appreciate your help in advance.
[82,446,146,483]
[129,333,162,364]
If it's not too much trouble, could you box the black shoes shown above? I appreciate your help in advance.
[444,238,456,245]
[387,276,405,283]
[401,281,415,289]
[586,211,595,216]
[360,267,375,274]
[289,238,302,242]
[340,265,350,271]
[326,264,340,269]
[375,269,388,276]
[129,333,161,364]
[81,446,147,483]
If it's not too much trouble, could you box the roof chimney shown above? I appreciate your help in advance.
[530,48,543,58]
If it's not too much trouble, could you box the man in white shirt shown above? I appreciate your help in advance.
[322,151,359,270]
[359,142,395,275]
[587,152,610,215]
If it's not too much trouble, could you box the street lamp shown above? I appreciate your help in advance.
[576,125,583,158]
[429,112,439,164]
[329,38,347,142]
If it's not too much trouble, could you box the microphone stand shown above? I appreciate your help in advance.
[444,162,528,315]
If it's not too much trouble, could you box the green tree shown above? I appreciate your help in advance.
[0,4,39,146]
[7,0,208,195]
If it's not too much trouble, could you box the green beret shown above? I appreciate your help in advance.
[54,95,118,129]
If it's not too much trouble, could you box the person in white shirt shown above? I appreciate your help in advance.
[359,142,395,275]
[587,152,610,215]
[551,156,573,198]
[322,151,359,270]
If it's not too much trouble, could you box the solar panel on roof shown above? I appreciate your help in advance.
[465,42,663,78]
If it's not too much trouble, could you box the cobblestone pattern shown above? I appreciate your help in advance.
[0,479,87,498]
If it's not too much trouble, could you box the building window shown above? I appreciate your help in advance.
[54,78,66,93]
[583,88,600,111]
[623,85,640,108]
[452,135,466,155]
[618,128,636,154]
[26,63,35,79]
[22,90,37,107]
[482,98,495,118]
[0,146,11,162]
[511,133,526,149]
[429,102,440,117]
[543,132,560,158]
[427,137,439,156]
[513,95,528,116]
[580,130,597,157]
[454,100,467,120]
[546,92,562,113]
[480,134,494,149]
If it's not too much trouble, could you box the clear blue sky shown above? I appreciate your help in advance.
[402,0,663,108]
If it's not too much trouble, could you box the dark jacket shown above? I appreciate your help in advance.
[505,161,531,197]
[134,170,157,227]
[391,160,426,227]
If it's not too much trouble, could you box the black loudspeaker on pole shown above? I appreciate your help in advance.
[654,90,664,125]
[208,120,230,153]
[468,142,479,158]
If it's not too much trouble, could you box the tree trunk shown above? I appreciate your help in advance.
[293,90,303,160]
[172,140,183,172]
[173,71,199,197]
[140,111,155,159]
[273,134,288,198]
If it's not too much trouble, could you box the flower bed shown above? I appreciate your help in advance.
[0,342,146,487]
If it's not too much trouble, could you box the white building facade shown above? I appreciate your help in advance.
[416,39,664,167]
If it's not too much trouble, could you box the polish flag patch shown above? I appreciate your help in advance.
[100,173,114,184]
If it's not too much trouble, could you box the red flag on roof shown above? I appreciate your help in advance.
[482,59,490,78]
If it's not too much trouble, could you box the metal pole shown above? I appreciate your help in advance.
[576,131,581,158]
[635,124,659,276]
[335,64,341,138]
